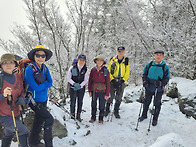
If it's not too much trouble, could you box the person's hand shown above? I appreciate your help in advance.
[155,80,162,87]
[105,96,109,100]
[73,83,81,91]
[3,87,12,98]
[143,81,148,88]
[15,96,25,105]
[89,92,92,97]
[119,78,124,85]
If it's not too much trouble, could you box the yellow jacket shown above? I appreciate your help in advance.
[108,56,130,82]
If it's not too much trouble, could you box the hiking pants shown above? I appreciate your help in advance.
[0,116,29,147]
[91,92,106,121]
[29,101,54,147]
[141,89,163,120]
[107,82,125,109]
[69,87,85,115]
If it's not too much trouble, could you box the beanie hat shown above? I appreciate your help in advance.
[27,45,53,61]
[78,54,86,60]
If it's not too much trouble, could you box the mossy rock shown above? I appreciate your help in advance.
[166,82,180,98]
[0,110,67,140]
[178,96,196,120]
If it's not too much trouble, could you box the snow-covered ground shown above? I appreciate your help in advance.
[3,77,196,147]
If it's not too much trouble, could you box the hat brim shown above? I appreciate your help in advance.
[94,58,106,65]
[27,48,53,61]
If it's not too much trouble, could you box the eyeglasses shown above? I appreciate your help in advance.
[2,61,15,66]
[35,54,46,58]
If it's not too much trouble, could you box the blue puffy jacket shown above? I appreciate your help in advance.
[143,60,170,92]
[25,62,53,102]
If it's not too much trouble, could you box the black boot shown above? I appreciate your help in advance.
[71,113,75,119]
[104,102,110,117]
[114,102,121,119]
[1,136,12,147]
[152,107,161,126]
[44,127,53,147]
[19,134,29,147]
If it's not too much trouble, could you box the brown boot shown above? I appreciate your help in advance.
[76,113,83,122]
[99,120,103,124]
[89,119,95,123]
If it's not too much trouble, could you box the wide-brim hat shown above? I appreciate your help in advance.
[27,45,53,61]
[94,55,106,64]
[0,53,18,68]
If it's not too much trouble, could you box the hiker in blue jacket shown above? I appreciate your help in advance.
[139,50,170,126]
[25,45,53,147]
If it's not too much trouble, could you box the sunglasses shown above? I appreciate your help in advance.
[35,54,46,58]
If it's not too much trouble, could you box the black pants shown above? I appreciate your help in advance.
[91,92,106,121]
[29,101,54,147]
[69,87,85,114]
[142,89,163,120]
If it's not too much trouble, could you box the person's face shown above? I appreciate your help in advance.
[34,51,46,66]
[78,59,86,66]
[96,59,104,67]
[1,61,16,74]
[154,53,164,63]
[117,50,125,59]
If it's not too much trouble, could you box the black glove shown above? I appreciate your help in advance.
[155,79,162,87]
[119,78,125,85]
[143,81,148,88]
[15,96,25,105]
[111,79,118,87]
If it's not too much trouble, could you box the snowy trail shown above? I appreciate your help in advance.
[52,92,196,147]
[6,78,196,147]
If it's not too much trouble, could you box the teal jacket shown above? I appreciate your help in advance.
[143,60,170,92]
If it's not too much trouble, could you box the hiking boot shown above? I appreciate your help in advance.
[152,119,158,126]
[139,116,147,122]
[104,110,110,117]
[71,113,75,119]
[29,142,45,147]
[89,119,95,123]
[99,120,103,124]
[76,113,83,122]
[114,113,120,119]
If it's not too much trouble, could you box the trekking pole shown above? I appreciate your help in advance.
[135,97,144,131]
[19,105,24,124]
[147,88,158,132]
[9,95,21,146]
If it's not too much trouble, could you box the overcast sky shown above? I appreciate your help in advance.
[0,0,65,52]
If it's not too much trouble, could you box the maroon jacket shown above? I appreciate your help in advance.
[0,73,24,117]
[88,66,110,96]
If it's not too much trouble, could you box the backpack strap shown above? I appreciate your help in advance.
[0,72,3,91]
[124,57,129,66]
[146,61,153,76]
[146,61,166,77]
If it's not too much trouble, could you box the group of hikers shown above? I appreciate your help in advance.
[0,45,170,147]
